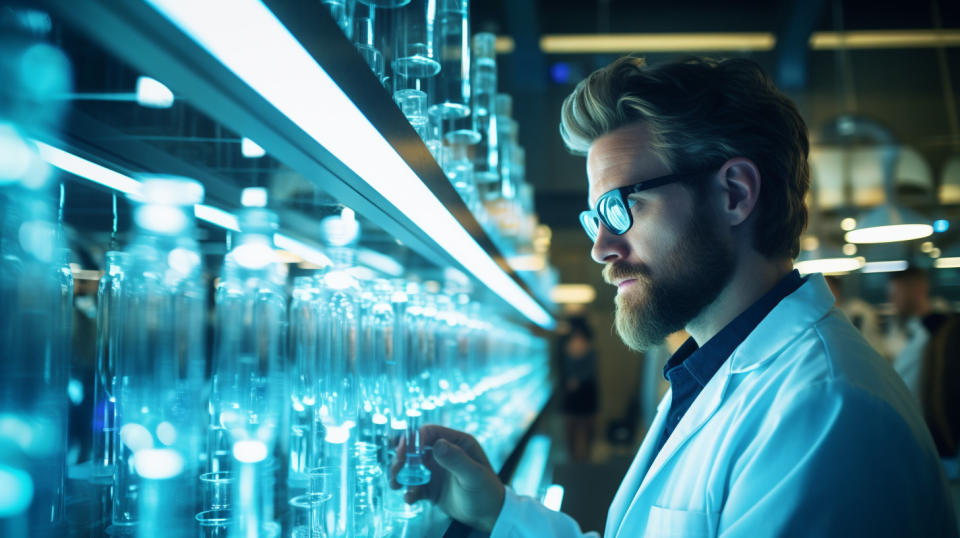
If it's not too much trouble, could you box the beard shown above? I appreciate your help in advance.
[604,210,736,351]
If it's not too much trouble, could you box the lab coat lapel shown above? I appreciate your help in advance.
[605,391,672,537]
[621,358,732,532]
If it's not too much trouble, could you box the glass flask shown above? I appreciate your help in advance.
[289,276,323,488]
[209,195,287,538]
[0,7,72,535]
[111,177,206,537]
[91,250,128,485]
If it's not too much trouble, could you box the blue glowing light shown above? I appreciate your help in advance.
[550,62,571,84]
[933,219,949,233]
[0,465,34,517]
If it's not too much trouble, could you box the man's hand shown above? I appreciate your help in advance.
[390,425,505,532]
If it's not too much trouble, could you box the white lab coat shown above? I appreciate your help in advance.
[490,274,958,537]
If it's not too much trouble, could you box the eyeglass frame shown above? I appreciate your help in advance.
[579,169,716,242]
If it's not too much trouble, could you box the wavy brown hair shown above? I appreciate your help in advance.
[560,56,810,259]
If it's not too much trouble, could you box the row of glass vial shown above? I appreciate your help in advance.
[321,2,535,242]
[84,177,549,537]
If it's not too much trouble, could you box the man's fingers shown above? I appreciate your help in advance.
[431,439,484,484]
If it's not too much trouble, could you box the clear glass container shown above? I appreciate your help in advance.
[428,0,471,120]
[471,33,500,194]
[209,198,287,537]
[111,176,206,537]
[390,0,441,94]
[289,275,323,488]
[0,7,72,535]
[90,250,128,485]
[322,0,356,39]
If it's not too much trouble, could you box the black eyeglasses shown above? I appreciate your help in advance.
[579,169,714,242]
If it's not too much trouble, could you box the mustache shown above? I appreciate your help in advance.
[603,261,651,285]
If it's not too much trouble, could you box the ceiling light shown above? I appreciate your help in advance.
[844,203,932,244]
[135,76,175,108]
[810,29,960,50]
[842,243,857,256]
[36,141,142,195]
[933,219,949,233]
[934,257,960,269]
[539,33,775,54]
[794,256,865,276]
[930,247,941,258]
[145,0,554,329]
[861,260,908,273]
[920,241,934,253]
[840,217,857,231]
[240,137,266,158]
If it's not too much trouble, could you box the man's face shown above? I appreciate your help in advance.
[586,123,736,351]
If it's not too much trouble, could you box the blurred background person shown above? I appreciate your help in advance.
[825,275,886,356]
[887,267,960,470]
[559,317,598,462]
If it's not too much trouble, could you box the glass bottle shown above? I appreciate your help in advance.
[289,275,323,489]
[471,33,500,196]
[111,177,206,537]
[209,194,287,538]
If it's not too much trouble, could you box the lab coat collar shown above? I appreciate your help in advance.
[727,273,834,374]
[613,274,835,536]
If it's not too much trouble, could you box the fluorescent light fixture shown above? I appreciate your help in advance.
[356,247,403,276]
[35,141,142,195]
[845,224,933,244]
[146,0,554,329]
[274,233,332,268]
[241,137,266,158]
[844,203,933,244]
[529,29,960,55]
[543,484,564,512]
[861,260,908,274]
[240,186,267,207]
[194,204,240,231]
[810,29,960,50]
[540,33,776,53]
[135,76,175,108]
[550,284,596,304]
[794,257,865,275]
[934,257,960,269]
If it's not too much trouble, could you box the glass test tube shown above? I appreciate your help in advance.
[395,286,431,486]
[289,276,323,488]
[428,0,471,120]
[91,251,128,484]
[471,33,500,196]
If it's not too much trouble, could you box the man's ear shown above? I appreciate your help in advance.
[716,157,761,226]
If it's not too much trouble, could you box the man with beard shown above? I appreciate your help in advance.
[391,57,958,536]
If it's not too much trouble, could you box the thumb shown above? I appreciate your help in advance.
[432,439,485,484]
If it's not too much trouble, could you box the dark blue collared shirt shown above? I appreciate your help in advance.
[652,270,805,457]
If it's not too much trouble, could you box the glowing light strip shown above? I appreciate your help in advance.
[146,0,554,329]
[934,257,960,269]
[36,142,253,237]
[810,29,960,49]
[194,204,240,231]
[274,233,332,268]
[512,29,960,55]
[861,260,909,274]
[36,141,142,195]
[540,33,776,53]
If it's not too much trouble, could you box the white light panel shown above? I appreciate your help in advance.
[145,0,554,329]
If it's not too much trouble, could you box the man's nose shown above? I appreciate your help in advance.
[590,225,629,264]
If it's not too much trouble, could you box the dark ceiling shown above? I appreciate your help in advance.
[471,0,960,233]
